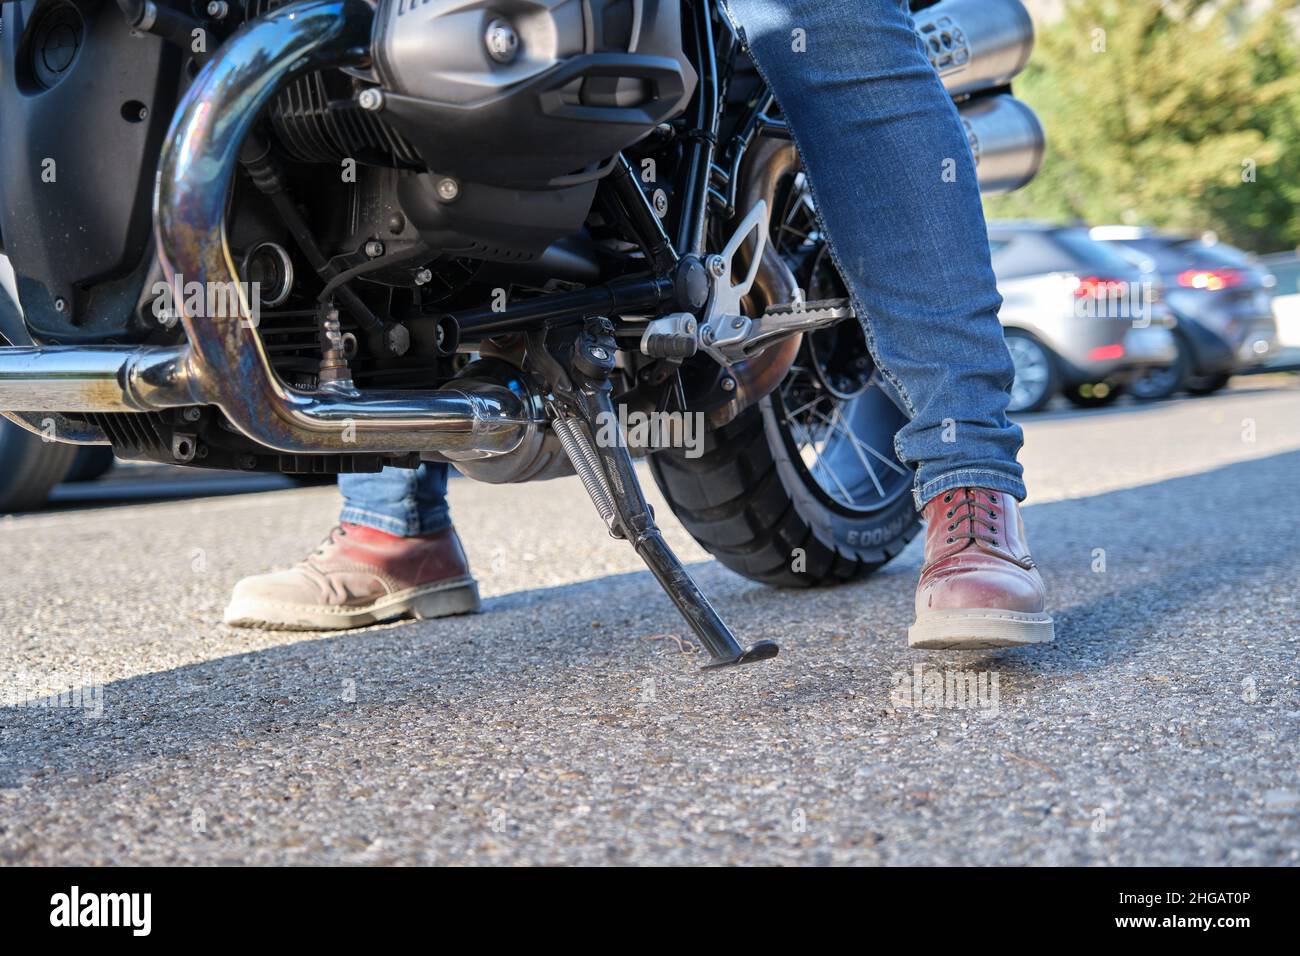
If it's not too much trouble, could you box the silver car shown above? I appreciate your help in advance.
[989,223,1178,412]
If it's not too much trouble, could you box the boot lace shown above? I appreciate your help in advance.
[311,525,348,558]
[940,488,1001,548]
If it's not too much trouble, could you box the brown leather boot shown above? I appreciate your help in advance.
[224,522,481,630]
[908,487,1054,649]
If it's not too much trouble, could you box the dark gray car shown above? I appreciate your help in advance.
[1090,227,1278,398]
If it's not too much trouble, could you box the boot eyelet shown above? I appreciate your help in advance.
[989,494,999,503]
[945,537,954,544]
[943,493,953,503]
[947,524,955,532]
[945,510,953,519]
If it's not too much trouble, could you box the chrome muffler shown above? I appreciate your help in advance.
[915,0,1045,195]
[962,94,1046,194]
[918,0,1036,97]
[916,0,1045,195]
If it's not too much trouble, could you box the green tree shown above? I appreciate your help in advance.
[985,0,1300,253]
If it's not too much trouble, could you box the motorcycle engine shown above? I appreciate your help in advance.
[260,0,697,262]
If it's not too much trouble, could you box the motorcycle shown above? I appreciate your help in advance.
[0,0,1043,667]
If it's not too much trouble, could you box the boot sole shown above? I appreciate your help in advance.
[224,578,481,631]
[908,609,1054,650]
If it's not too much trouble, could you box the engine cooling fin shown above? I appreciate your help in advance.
[245,0,421,167]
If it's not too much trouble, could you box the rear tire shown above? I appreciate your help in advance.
[650,162,919,588]
[0,416,78,512]
[650,397,919,588]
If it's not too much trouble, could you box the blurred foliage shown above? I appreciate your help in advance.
[984,0,1300,253]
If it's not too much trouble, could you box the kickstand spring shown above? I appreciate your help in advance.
[549,406,618,532]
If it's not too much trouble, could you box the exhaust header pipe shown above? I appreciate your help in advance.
[0,0,536,456]
[147,0,535,456]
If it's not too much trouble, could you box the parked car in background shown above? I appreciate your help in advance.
[1090,227,1278,399]
[0,256,115,511]
[988,222,1178,412]
[1257,250,1300,368]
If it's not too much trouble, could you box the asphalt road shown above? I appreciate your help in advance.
[1,380,1298,865]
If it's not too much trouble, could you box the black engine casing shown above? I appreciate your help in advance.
[374,0,696,187]
[370,0,697,261]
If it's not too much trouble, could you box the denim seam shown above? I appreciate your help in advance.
[917,468,1026,508]
[339,506,415,536]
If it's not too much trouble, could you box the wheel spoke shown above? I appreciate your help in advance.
[828,405,886,498]
[810,404,909,478]
[781,394,826,423]
[793,418,855,506]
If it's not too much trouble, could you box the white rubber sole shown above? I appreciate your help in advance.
[223,578,481,631]
[907,608,1054,650]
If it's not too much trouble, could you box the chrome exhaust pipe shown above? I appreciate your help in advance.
[961,94,1046,194]
[917,0,1036,97]
[0,340,532,455]
[0,345,197,413]
[148,0,535,457]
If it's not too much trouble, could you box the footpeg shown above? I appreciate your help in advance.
[536,322,779,671]
[691,200,856,364]
[639,313,699,360]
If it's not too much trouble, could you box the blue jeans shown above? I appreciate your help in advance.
[339,464,451,537]
[343,0,1025,534]
[724,0,1025,508]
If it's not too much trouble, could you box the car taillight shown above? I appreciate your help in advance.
[1177,268,1243,291]
[1088,344,1125,361]
[1071,275,1130,298]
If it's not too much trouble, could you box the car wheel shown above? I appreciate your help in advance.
[1128,338,1191,401]
[1064,381,1122,408]
[0,416,79,512]
[1184,371,1231,396]
[1004,329,1060,413]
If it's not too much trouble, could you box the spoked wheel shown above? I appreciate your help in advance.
[766,304,912,516]
[650,172,920,587]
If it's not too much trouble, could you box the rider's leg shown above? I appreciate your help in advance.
[224,463,480,630]
[724,0,1052,648]
[339,462,450,537]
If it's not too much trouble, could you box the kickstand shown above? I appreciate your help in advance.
[531,322,779,670]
